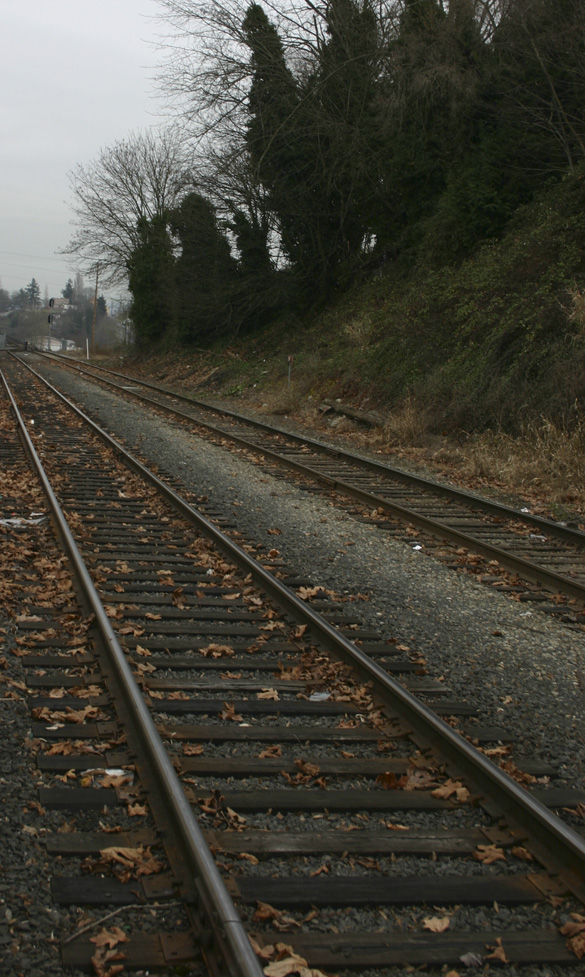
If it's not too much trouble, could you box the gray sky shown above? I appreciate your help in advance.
[1,0,163,302]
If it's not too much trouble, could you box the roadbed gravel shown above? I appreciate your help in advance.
[30,358,585,785]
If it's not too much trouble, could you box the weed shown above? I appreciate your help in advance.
[459,413,585,509]
[379,395,431,447]
[343,315,375,347]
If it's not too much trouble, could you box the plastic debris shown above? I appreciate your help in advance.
[0,515,46,527]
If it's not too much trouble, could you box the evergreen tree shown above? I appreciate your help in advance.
[62,279,74,300]
[24,278,41,308]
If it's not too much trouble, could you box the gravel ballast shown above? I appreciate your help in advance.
[30,358,585,784]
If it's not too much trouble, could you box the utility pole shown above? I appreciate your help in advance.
[91,263,99,354]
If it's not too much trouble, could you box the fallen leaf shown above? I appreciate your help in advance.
[220,702,244,721]
[90,927,130,949]
[560,913,585,939]
[485,937,509,964]
[127,802,148,817]
[567,931,585,959]
[259,745,282,759]
[511,846,533,861]
[423,916,450,933]
[473,844,506,865]
[253,901,300,932]
[431,779,470,803]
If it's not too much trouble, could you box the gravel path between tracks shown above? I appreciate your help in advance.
[29,358,585,776]
[29,359,585,783]
[7,355,585,977]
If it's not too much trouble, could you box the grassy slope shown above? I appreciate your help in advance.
[124,167,585,517]
[135,166,585,434]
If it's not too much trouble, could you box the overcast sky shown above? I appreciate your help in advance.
[1,0,164,303]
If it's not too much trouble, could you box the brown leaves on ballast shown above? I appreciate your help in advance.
[90,926,129,977]
[561,913,585,959]
[82,845,163,883]
[249,939,328,977]
[376,767,438,791]
[31,704,105,723]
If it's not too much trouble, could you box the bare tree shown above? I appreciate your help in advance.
[63,127,194,286]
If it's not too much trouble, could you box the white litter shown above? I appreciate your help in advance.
[0,515,46,527]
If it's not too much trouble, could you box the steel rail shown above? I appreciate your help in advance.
[23,346,585,545]
[0,368,264,977]
[9,358,585,902]
[16,350,585,604]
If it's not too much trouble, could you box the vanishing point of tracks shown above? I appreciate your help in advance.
[3,352,585,976]
[18,347,585,616]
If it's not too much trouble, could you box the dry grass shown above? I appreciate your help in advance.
[433,416,585,515]
[563,285,585,338]
[259,384,305,415]
[343,314,375,347]
[378,396,431,448]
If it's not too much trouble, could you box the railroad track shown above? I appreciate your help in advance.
[16,346,585,616]
[3,357,585,976]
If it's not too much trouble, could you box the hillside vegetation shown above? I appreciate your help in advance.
[137,166,585,433]
[125,167,585,516]
[67,0,585,510]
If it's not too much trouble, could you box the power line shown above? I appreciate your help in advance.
[1,260,72,275]
[0,249,67,262]
[0,272,68,289]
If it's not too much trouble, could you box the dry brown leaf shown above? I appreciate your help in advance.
[253,901,300,931]
[90,926,129,977]
[127,802,148,817]
[485,937,509,964]
[263,947,329,977]
[473,844,506,865]
[560,913,585,939]
[422,916,450,933]
[258,745,282,759]
[567,931,585,959]
[431,778,470,803]
[220,702,244,721]
[249,936,276,960]
[511,846,533,861]
[309,864,329,877]
[294,759,320,778]
[183,743,204,756]
[201,643,234,658]
[90,927,130,949]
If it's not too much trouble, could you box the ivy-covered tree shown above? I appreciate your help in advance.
[170,192,238,342]
[126,215,177,346]
[242,5,306,271]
